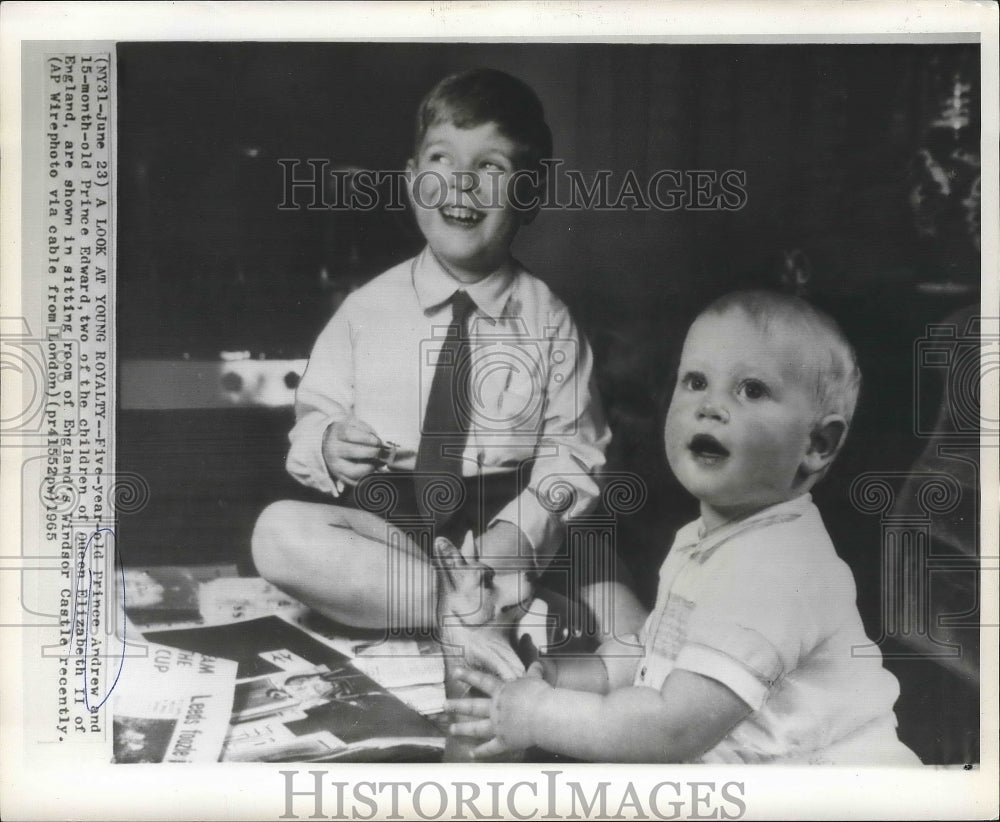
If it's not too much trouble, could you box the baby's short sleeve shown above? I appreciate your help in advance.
[672,528,830,710]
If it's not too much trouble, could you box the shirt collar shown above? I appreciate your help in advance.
[411,247,517,321]
[681,493,814,553]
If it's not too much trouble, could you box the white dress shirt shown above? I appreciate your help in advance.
[286,247,611,564]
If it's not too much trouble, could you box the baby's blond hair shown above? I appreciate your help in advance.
[700,290,862,427]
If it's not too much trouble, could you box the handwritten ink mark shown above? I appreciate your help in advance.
[66,527,126,713]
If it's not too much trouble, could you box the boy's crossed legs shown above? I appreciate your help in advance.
[252,499,439,628]
[251,498,645,658]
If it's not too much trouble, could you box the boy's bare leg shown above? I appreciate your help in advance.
[579,580,647,644]
[251,500,437,629]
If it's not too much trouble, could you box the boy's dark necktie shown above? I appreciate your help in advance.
[415,290,476,531]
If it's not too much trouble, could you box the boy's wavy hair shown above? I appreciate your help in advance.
[702,290,863,427]
[413,67,553,176]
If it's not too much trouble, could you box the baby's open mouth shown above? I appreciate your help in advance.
[440,204,485,227]
[689,433,730,461]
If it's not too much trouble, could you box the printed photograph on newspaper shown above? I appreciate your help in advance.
[1,2,997,820]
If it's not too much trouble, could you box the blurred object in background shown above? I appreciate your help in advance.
[777,248,812,298]
[908,49,980,292]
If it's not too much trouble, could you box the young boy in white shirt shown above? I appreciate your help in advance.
[251,69,642,660]
[446,290,921,764]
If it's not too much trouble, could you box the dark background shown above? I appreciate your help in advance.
[115,42,982,764]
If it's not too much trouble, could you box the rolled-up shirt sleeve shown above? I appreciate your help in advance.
[671,544,818,710]
[286,299,356,497]
[491,307,611,566]
[674,627,783,711]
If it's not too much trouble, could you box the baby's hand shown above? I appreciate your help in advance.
[434,537,525,682]
[443,683,494,744]
[321,417,384,485]
[445,663,550,759]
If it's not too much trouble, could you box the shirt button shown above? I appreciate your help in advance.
[640,666,648,679]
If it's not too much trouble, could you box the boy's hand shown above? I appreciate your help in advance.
[321,417,384,485]
[474,521,535,624]
[434,537,525,681]
[445,663,550,759]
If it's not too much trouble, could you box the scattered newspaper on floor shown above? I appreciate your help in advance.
[143,615,446,762]
[121,568,447,714]
[112,634,237,764]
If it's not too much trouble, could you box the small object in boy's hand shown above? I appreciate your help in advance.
[375,440,399,466]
